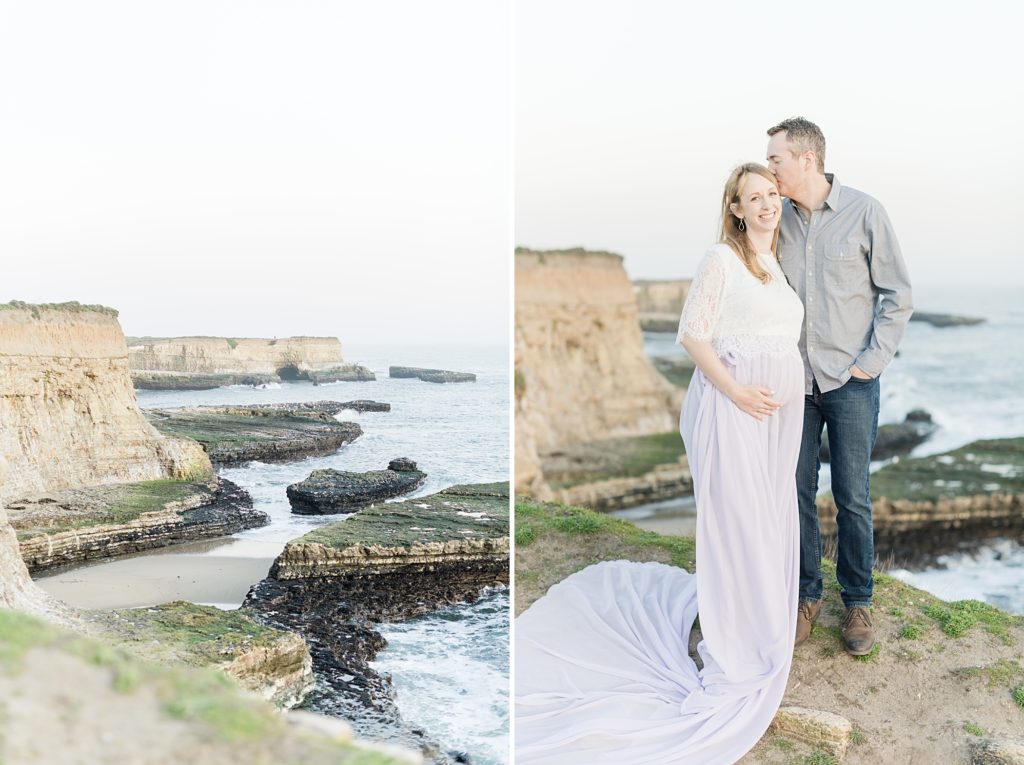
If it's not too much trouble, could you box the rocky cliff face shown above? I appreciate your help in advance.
[127,336,344,375]
[515,249,681,496]
[0,304,209,500]
[633,279,691,332]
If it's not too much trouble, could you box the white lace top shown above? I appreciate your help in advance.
[676,243,804,357]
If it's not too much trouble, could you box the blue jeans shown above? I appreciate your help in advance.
[796,376,879,608]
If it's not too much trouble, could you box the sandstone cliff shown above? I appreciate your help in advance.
[515,249,681,496]
[633,279,691,332]
[127,335,374,388]
[0,303,209,501]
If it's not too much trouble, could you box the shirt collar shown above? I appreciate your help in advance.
[823,173,842,210]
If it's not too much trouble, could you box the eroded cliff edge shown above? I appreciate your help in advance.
[514,248,681,499]
[0,303,209,498]
[127,335,374,388]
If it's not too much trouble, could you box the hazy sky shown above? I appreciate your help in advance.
[516,0,1024,290]
[0,1,510,346]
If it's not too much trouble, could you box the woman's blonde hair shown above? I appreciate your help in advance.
[720,163,779,284]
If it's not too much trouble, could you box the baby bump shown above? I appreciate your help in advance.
[720,349,804,407]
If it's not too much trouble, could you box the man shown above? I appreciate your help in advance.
[766,117,913,656]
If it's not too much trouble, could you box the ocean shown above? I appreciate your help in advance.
[35,342,510,763]
[644,286,1024,615]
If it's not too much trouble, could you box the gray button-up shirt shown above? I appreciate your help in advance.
[778,174,913,394]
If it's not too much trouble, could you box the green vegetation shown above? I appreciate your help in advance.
[1012,683,1024,709]
[870,437,1024,502]
[13,479,204,540]
[0,300,118,318]
[922,599,1018,643]
[849,726,866,745]
[515,498,695,568]
[98,602,285,668]
[297,483,510,550]
[545,431,686,489]
[951,659,1024,689]
[514,368,526,400]
[899,623,924,640]
[226,338,238,349]
[0,609,402,761]
[798,753,839,765]
[963,722,986,737]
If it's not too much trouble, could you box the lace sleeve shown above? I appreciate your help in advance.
[676,248,728,344]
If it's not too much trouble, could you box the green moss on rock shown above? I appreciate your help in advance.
[871,438,1024,502]
[296,483,509,550]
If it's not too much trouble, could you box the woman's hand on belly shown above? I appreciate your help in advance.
[727,384,782,422]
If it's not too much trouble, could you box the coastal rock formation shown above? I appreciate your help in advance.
[820,437,1024,564]
[515,248,681,497]
[0,609,416,764]
[0,302,211,499]
[244,482,509,762]
[145,406,362,466]
[821,409,938,462]
[911,311,985,327]
[633,279,691,332]
[287,460,428,515]
[9,477,268,573]
[90,601,315,709]
[235,400,392,414]
[127,335,375,389]
[389,366,476,383]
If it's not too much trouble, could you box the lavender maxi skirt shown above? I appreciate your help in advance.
[515,344,805,764]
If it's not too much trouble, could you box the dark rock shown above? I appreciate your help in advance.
[339,400,391,412]
[910,311,985,327]
[132,372,278,390]
[146,407,362,466]
[820,410,937,462]
[387,457,417,471]
[389,366,476,383]
[306,365,376,383]
[244,483,509,763]
[287,465,427,515]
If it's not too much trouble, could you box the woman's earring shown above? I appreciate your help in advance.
[737,217,746,232]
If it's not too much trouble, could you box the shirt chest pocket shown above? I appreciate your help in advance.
[824,243,865,291]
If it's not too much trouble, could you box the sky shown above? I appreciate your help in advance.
[0,1,510,347]
[515,0,1024,292]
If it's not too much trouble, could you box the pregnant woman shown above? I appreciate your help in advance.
[515,163,805,764]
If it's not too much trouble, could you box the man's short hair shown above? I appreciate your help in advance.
[767,117,826,173]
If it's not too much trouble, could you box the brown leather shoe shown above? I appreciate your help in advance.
[841,606,875,656]
[795,600,821,647]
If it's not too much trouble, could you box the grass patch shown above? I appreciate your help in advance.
[951,659,1024,689]
[853,643,882,663]
[516,499,695,570]
[515,523,536,546]
[849,726,866,745]
[798,752,839,765]
[0,300,118,318]
[922,599,1018,643]
[770,736,795,752]
[963,722,986,736]
[100,602,286,668]
[13,480,205,540]
[1012,684,1024,709]
[899,624,924,640]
